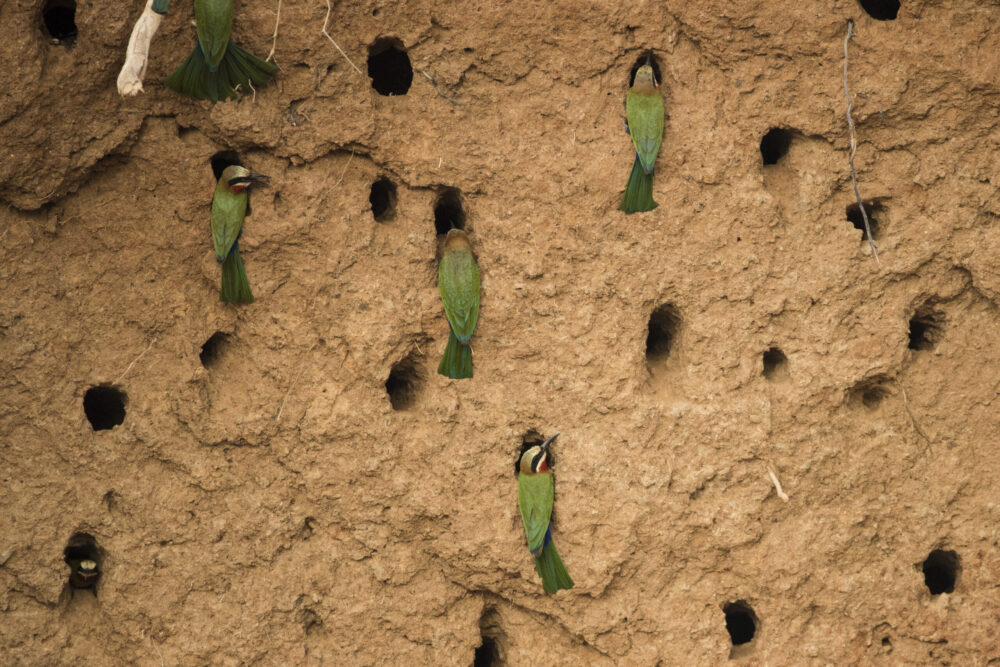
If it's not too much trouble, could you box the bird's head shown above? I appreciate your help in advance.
[518,433,558,475]
[221,165,268,194]
[442,227,472,252]
[634,64,657,89]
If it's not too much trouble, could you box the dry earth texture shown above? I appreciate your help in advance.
[2,0,1000,664]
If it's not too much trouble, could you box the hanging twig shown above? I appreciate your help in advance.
[843,19,880,266]
[115,337,157,384]
[767,465,790,502]
[117,0,165,96]
[266,0,282,64]
[322,0,363,75]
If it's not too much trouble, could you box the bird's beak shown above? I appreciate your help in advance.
[228,173,269,188]
[539,433,559,453]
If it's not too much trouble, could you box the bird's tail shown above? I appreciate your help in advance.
[165,41,278,103]
[619,155,658,214]
[534,537,574,594]
[220,242,254,303]
[437,329,473,379]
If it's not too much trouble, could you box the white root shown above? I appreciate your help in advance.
[117,0,165,97]
[768,465,790,502]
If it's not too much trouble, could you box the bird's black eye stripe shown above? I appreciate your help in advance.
[531,450,544,472]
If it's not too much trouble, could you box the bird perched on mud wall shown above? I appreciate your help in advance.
[211,164,266,303]
[620,61,664,214]
[437,229,481,379]
[164,0,278,102]
[517,434,574,594]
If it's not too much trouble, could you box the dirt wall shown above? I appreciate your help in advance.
[2,0,1000,664]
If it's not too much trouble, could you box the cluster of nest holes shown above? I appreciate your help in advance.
[199,332,229,368]
[859,0,900,21]
[369,177,398,222]
[83,385,126,431]
[41,0,77,44]
[762,347,789,381]
[385,349,424,411]
[922,549,960,595]
[645,303,680,365]
[628,51,663,87]
[434,189,466,235]
[723,601,759,658]
[760,128,792,165]
[64,533,101,595]
[367,38,412,96]
[908,305,944,351]
[847,201,884,242]
[849,374,892,410]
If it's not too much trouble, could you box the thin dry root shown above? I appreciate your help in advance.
[768,465,790,502]
[117,0,165,96]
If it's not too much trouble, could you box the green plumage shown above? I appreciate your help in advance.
[620,66,664,214]
[437,230,480,379]
[164,0,278,102]
[211,166,254,303]
[518,468,574,594]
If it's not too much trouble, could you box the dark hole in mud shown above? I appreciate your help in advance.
[646,304,680,364]
[83,385,126,431]
[859,0,900,21]
[199,332,229,368]
[42,0,77,43]
[434,189,466,235]
[386,351,423,410]
[370,178,397,222]
[64,533,101,592]
[724,601,758,648]
[367,38,412,95]
[762,347,789,381]
[760,128,791,165]
[922,549,959,595]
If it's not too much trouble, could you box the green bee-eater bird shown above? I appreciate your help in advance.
[164,0,278,103]
[437,229,481,379]
[620,63,664,214]
[67,558,99,593]
[212,164,266,303]
[517,434,574,594]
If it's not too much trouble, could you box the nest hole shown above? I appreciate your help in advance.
[64,533,101,592]
[849,375,891,410]
[370,178,398,222]
[628,51,662,87]
[723,601,758,655]
[859,0,900,21]
[847,201,884,241]
[762,347,789,381]
[434,189,466,235]
[209,151,242,181]
[42,0,77,43]
[922,549,959,595]
[386,350,424,411]
[646,304,680,364]
[367,38,412,95]
[199,332,229,368]
[908,308,943,351]
[760,128,792,165]
[474,636,498,667]
[83,385,126,431]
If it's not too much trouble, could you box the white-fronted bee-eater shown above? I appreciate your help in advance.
[517,434,574,594]
[212,164,266,303]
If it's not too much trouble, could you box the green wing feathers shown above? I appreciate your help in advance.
[626,91,665,174]
[438,250,481,342]
[211,187,247,261]
[220,242,253,303]
[534,541,574,594]
[517,473,554,555]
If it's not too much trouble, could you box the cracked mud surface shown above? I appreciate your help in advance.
[2,0,1000,664]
